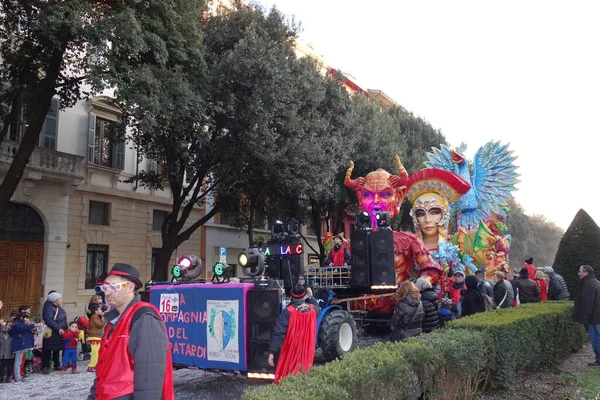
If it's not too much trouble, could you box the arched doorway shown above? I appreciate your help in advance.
[0,203,44,319]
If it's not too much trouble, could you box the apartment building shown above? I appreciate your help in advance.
[0,92,203,319]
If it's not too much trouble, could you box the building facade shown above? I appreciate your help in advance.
[0,92,202,320]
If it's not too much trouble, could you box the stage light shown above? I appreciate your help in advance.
[375,211,391,229]
[355,211,372,230]
[271,220,285,238]
[212,262,231,277]
[238,249,265,277]
[287,218,300,236]
[171,254,203,280]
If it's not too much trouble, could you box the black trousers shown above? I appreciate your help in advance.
[42,343,61,370]
[0,358,13,379]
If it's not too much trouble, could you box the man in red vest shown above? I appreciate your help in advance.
[325,235,350,267]
[267,284,320,385]
[87,263,174,400]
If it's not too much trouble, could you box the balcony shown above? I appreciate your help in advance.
[0,140,85,183]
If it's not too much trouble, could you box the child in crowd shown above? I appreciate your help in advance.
[438,298,456,328]
[10,309,37,384]
[61,322,80,374]
[86,303,104,373]
[0,319,13,383]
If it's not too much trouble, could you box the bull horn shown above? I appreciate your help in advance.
[390,155,408,187]
[344,160,360,189]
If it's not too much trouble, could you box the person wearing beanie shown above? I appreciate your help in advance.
[87,263,174,400]
[544,266,570,301]
[42,291,67,374]
[523,257,537,281]
[513,268,540,304]
[324,234,350,267]
[85,303,104,373]
[268,283,320,385]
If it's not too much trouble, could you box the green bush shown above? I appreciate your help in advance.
[448,301,586,389]
[243,302,586,399]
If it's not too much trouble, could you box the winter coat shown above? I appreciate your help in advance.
[269,296,321,354]
[548,273,570,301]
[478,280,493,298]
[42,300,68,351]
[10,320,36,353]
[390,294,424,342]
[448,279,466,305]
[88,314,105,338]
[503,280,515,306]
[438,308,455,328]
[461,276,485,317]
[523,263,537,281]
[0,333,13,359]
[493,279,511,308]
[534,279,548,301]
[420,289,440,333]
[573,273,600,325]
[514,276,540,303]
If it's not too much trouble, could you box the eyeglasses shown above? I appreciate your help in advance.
[99,282,131,293]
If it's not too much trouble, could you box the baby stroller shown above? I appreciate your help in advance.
[75,316,91,362]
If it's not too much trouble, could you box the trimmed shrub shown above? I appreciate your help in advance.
[448,301,586,389]
[553,208,600,299]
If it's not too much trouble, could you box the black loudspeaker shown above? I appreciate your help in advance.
[350,230,370,287]
[247,289,282,371]
[369,229,396,286]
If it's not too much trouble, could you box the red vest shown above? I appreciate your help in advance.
[95,302,174,400]
[330,245,346,266]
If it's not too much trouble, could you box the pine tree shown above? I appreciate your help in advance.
[553,209,600,299]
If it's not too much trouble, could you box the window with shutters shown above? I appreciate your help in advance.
[88,96,125,170]
[0,93,58,148]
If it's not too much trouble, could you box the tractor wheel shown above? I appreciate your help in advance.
[318,310,357,361]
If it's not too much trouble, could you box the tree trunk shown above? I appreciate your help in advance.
[310,197,326,264]
[153,241,177,282]
[246,207,255,247]
[0,46,65,221]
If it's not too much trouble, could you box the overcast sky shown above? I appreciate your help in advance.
[259,0,600,230]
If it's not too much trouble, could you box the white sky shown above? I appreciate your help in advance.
[259,0,600,230]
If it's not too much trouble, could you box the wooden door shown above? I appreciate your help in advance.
[0,240,44,320]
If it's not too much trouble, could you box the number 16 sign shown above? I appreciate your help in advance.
[160,293,179,313]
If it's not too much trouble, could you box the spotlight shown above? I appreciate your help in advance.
[287,218,300,236]
[375,211,391,229]
[271,220,285,238]
[171,254,203,280]
[238,249,266,277]
[355,211,372,230]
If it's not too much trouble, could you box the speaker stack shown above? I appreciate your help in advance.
[350,230,370,287]
[368,229,396,286]
[247,288,282,372]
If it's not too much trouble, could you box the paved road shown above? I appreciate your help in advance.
[2,334,387,400]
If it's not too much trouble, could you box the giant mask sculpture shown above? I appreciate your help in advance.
[344,155,408,226]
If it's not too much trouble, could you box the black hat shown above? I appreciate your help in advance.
[88,302,101,313]
[107,263,143,290]
[519,268,529,278]
[525,257,534,264]
[291,283,306,298]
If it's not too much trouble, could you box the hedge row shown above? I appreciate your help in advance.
[242,302,586,400]
[448,301,587,388]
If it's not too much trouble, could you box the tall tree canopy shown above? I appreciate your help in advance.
[553,209,600,298]
[0,0,198,221]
